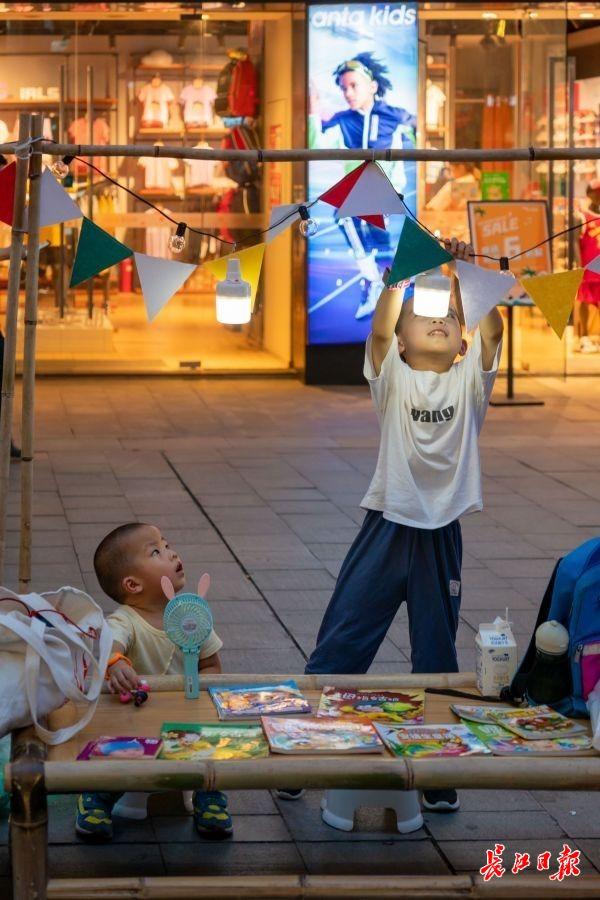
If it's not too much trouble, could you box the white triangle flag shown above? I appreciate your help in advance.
[267,203,300,243]
[38,167,83,228]
[337,162,405,217]
[455,259,516,332]
[134,252,196,322]
[585,252,600,275]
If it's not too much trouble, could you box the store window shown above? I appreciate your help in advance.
[0,2,294,375]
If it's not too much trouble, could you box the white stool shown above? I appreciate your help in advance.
[321,789,423,833]
[113,791,194,819]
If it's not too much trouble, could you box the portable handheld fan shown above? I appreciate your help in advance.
[162,574,213,700]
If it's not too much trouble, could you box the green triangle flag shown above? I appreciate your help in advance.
[70,217,133,287]
[388,216,453,284]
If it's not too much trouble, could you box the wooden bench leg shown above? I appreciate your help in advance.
[10,736,47,900]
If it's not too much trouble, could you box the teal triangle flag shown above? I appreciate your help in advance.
[70,217,133,287]
[388,216,453,283]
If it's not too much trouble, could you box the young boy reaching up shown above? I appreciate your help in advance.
[75,523,232,841]
[303,239,503,812]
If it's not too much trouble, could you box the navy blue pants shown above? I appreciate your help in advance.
[305,510,462,675]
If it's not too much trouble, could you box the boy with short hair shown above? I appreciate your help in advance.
[75,522,232,841]
[303,239,503,812]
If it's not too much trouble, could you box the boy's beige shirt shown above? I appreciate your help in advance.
[108,605,223,676]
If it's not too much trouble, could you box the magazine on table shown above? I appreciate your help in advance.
[490,705,587,740]
[262,716,384,755]
[317,686,424,724]
[468,723,593,756]
[209,680,311,720]
[77,737,162,760]
[159,722,269,760]
[450,703,514,725]
[373,723,490,759]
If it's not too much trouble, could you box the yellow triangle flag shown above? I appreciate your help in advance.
[203,243,266,312]
[520,268,584,339]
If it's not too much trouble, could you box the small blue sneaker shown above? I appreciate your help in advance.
[75,792,118,841]
[192,790,233,839]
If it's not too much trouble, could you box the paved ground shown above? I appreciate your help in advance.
[2,372,600,887]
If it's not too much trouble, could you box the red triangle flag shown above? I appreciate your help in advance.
[361,214,386,229]
[0,161,16,226]
[320,162,368,208]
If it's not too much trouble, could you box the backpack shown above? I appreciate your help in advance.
[503,537,600,718]
[214,56,258,119]
[222,129,260,188]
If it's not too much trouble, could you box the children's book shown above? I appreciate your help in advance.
[209,681,311,719]
[77,736,162,760]
[159,722,269,760]
[262,716,384,755]
[468,723,593,756]
[317,686,424,724]
[373,723,490,759]
[490,705,588,740]
[450,703,514,725]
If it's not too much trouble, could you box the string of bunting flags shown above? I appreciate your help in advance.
[0,154,598,336]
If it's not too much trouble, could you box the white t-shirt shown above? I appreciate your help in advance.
[361,330,501,529]
[179,83,215,125]
[138,82,175,127]
[138,156,178,190]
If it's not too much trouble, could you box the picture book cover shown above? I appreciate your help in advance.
[159,722,269,760]
[490,705,588,740]
[262,716,384,755]
[77,736,162,760]
[468,723,593,756]
[450,703,514,725]
[209,681,311,719]
[373,723,491,759]
[317,686,424,724]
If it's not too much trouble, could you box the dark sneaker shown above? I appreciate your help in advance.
[75,792,117,841]
[422,789,460,812]
[192,790,233,839]
[275,788,305,801]
[10,442,21,459]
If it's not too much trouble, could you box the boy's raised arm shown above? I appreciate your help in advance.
[370,269,404,377]
[444,237,504,372]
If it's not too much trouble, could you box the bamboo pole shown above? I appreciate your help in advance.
[0,113,30,582]
[17,114,43,593]
[108,672,476,693]
[1,142,600,165]
[10,755,597,795]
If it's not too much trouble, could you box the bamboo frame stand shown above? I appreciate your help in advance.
[6,673,600,900]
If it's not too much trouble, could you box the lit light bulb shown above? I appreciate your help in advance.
[50,155,73,180]
[169,222,187,254]
[413,270,451,317]
[215,256,252,325]
[298,205,318,237]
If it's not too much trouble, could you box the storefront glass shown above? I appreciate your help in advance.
[0,2,294,374]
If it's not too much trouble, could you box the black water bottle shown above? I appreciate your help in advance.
[527,621,571,706]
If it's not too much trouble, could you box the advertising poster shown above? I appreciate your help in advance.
[467,200,552,279]
[307,2,418,345]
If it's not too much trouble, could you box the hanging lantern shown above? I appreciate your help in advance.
[50,155,74,180]
[169,222,187,253]
[215,256,252,324]
[298,205,318,237]
[412,269,451,317]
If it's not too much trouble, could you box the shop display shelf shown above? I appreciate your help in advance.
[0,98,116,109]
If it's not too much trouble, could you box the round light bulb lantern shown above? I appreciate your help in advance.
[215,257,252,325]
[298,205,318,238]
[50,155,74,180]
[412,269,451,318]
[169,222,187,254]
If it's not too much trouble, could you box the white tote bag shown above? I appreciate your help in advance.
[0,586,112,745]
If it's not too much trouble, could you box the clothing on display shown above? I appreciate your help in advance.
[67,116,110,175]
[577,210,600,307]
[185,143,218,186]
[179,81,216,127]
[481,95,513,174]
[138,78,175,128]
[145,207,172,258]
[0,119,8,144]
[425,80,446,130]
[138,155,178,191]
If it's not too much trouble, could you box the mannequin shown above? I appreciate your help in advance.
[138,74,174,128]
[179,76,215,127]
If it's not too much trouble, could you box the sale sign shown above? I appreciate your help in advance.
[468,200,552,278]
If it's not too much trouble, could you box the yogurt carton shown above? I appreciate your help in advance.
[475,612,518,697]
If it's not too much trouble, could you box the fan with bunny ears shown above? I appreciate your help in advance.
[162,573,214,700]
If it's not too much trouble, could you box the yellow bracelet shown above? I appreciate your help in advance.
[105,653,132,680]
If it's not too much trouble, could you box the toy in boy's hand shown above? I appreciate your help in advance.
[119,679,150,707]
[162,573,213,701]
